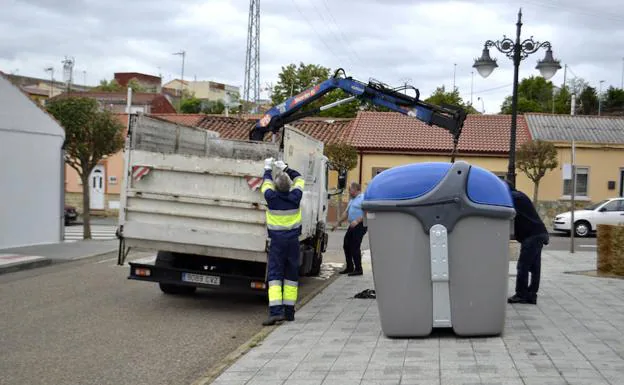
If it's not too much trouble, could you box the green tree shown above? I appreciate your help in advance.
[424,86,479,114]
[202,100,226,114]
[46,97,125,239]
[126,78,146,92]
[93,79,122,92]
[271,63,362,118]
[552,86,571,114]
[500,76,555,113]
[602,86,624,114]
[516,139,559,203]
[180,96,202,113]
[578,86,599,115]
[324,141,358,221]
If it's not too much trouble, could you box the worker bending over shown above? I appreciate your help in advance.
[260,158,305,326]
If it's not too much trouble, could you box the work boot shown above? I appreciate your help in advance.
[339,266,353,274]
[262,314,286,326]
[348,269,363,276]
[507,294,536,305]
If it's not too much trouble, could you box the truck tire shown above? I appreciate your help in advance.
[307,228,327,277]
[308,252,322,276]
[299,246,314,276]
[155,251,197,295]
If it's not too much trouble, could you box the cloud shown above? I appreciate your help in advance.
[1,0,622,114]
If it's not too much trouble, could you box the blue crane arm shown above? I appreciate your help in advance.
[248,70,467,149]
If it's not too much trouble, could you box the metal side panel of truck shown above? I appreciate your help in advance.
[116,113,330,291]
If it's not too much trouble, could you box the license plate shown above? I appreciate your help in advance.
[181,272,220,286]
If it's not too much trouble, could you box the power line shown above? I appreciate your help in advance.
[318,0,365,67]
[290,0,344,66]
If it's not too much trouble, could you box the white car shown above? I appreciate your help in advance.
[553,198,624,237]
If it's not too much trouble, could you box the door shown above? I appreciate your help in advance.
[620,169,624,197]
[90,165,105,210]
[598,199,624,225]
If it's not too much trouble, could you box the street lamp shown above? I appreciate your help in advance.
[473,8,561,185]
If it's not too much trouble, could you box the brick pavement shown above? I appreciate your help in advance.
[211,249,624,385]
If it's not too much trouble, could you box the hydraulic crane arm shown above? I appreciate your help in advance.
[249,69,467,160]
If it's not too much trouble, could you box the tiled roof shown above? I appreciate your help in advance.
[525,113,624,144]
[151,113,205,127]
[346,111,531,154]
[195,115,353,144]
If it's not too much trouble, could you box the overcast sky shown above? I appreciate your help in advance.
[2,0,623,113]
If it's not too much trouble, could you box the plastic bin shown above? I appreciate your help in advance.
[361,161,515,337]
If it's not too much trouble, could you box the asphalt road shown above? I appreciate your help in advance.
[545,231,597,251]
[0,239,346,385]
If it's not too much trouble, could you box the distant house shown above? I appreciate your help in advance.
[0,73,65,249]
[162,79,240,105]
[1,71,91,106]
[524,113,624,202]
[114,72,162,93]
[48,91,177,114]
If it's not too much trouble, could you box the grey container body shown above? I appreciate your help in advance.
[362,161,515,337]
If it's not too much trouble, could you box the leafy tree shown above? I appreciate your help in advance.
[500,76,555,113]
[93,79,122,92]
[126,78,146,92]
[271,63,361,118]
[47,97,125,239]
[324,141,358,220]
[602,86,624,114]
[516,139,559,203]
[424,86,480,114]
[180,96,202,113]
[578,86,599,115]
[202,100,226,114]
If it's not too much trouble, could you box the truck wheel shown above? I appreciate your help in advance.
[299,247,314,276]
[155,251,197,295]
[309,252,322,276]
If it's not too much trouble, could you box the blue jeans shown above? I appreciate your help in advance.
[515,233,549,300]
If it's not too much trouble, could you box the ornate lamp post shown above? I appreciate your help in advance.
[473,8,561,185]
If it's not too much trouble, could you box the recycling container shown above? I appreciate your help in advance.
[361,161,515,337]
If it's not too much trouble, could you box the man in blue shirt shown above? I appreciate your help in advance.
[332,182,367,276]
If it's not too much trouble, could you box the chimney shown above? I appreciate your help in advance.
[570,94,576,115]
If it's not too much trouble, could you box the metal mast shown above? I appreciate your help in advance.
[243,0,260,113]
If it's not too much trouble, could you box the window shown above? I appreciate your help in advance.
[563,166,588,197]
[602,199,624,212]
[372,167,389,177]
[493,172,507,180]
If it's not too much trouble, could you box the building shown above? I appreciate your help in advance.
[114,72,161,93]
[524,113,624,216]
[48,91,176,114]
[1,71,91,106]
[0,74,65,249]
[162,79,240,104]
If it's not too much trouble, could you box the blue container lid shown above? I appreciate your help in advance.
[364,162,452,201]
[363,162,513,207]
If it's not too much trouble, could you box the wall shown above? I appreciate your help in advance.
[65,150,125,215]
[533,143,624,202]
[0,130,64,248]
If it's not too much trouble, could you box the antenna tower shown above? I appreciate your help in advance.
[243,0,260,113]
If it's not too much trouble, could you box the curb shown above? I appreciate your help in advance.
[190,270,342,385]
[0,258,53,276]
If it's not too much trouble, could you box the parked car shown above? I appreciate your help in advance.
[64,205,78,226]
[553,197,624,237]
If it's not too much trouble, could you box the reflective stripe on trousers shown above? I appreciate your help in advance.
[283,279,298,306]
[268,279,283,306]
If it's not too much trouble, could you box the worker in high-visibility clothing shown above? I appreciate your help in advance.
[260,157,305,326]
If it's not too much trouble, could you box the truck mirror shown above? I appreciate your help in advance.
[338,170,347,190]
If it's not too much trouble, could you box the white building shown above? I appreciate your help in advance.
[0,74,65,249]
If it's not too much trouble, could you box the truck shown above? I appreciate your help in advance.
[117,69,468,295]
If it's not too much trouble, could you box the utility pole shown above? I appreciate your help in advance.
[453,63,457,91]
[621,57,623,89]
[470,71,474,106]
[82,70,87,87]
[570,139,576,254]
[173,50,186,98]
[599,80,605,116]
[44,67,54,98]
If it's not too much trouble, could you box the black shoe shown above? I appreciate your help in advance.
[285,313,295,322]
[348,269,363,276]
[262,315,286,326]
[339,267,353,274]
[507,295,536,304]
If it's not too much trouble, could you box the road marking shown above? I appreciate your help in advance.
[64,225,117,241]
[579,245,597,248]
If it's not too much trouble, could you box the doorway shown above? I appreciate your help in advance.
[90,165,105,210]
[620,168,624,197]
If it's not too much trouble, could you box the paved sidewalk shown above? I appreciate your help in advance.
[0,239,117,274]
[211,249,624,385]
